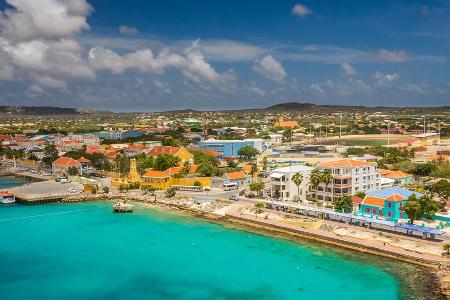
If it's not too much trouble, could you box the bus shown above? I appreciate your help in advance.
[172,185,201,192]
[223,182,239,191]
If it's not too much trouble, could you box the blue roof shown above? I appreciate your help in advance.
[367,187,422,199]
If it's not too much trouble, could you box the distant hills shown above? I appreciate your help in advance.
[0,106,104,116]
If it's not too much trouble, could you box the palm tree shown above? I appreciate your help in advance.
[262,156,268,171]
[250,163,258,178]
[291,172,304,201]
[443,244,450,256]
[321,169,333,204]
[309,169,322,200]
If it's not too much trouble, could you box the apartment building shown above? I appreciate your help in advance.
[270,165,314,201]
[311,159,380,202]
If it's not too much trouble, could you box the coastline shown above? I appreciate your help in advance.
[62,192,450,298]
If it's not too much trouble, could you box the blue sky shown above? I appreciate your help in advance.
[0,0,449,111]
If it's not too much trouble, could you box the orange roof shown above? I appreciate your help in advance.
[128,145,147,151]
[273,120,299,128]
[319,159,370,168]
[380,169,411,179]
[386,194,406,202]
[351,195,363,204]
[427,154,449,162]
[225,171,246,180]
[200,149,221,157]
[148,146,180,156]
[105,150,118,157]
[53,156,81,167]
[86,147,102,154]
[362,195,385,207]
[142,170,168,178]
[77,157,91,163]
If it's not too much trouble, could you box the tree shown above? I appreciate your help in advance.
[334,195,353,212]
[282,128,292,142]
[102,186,109,194]
[180,161,191,176]
[443,244,450,255]
[428,179,450,207]
[194,181,202,187]
[250,163,258,178]
[321,170,333,197]
[254,202,266,213]
[402,198,421,224]
[114,155,130,175]
[310,169,322,192]
[355,191,366,199]
[261,156,269,171]
[153,154,180,171]
[237,146,259,160]
[28,153,39,161]
[417,195,440,219]
[68,166,79,176]
[165,187,176,198]
[249,182,265,196]
[162,137,181,147]
[42,145,59,166]
[291,172,304,200]
[413,162,436,176]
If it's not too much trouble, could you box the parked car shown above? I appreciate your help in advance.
[60,179,71,184]
[229,194,238,201]
[42,172,52,176]
[68,188,77,193]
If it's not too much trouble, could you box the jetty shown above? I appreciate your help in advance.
[113,201,134,213]
[1,180,83,204]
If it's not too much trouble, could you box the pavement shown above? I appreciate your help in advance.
[3,180,84,201]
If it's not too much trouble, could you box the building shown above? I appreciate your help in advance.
[104,130,143,140]
[360,187,423,221]
[270,165,314,201]
[311,159,380,202]
[412,132,440,146]
[52,157,82,176]
[269,134,283,145]
[199,139,266,158]
[148,146,194,165]
[379,169,414,186]
[222,171,251,186]
[273,120,300,129]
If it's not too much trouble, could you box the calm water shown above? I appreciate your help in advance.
[0,176,30,190]
[0,178,439,299]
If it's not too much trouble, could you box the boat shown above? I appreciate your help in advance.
[112,201,133,213]
[0,191,15,204]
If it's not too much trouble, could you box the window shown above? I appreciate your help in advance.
[388,202,392,208]
[366,208,370,213]
[388,212,392,217]
[378,210,383,216]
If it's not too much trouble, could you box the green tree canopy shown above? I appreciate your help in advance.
[334,195,353,213]
[237,145,259,160]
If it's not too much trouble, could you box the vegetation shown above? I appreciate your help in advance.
[165,187,176,198]
[334,195,353,212]
[291,172,303,200]
[443,244,450,256]
[249,182,265,195]
[254,202,266,213]
[42,144,59,166]
[237,145,259,160]
[402,194,440,224]
[102,186,109,194]
[68,166,79,176]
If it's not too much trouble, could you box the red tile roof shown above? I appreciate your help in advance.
[362,195,384,207]
[225,171,246,180]
[319,159,370,168]
[386,194,406,202]
[351,195,363,205]
[148,146,180,156]
[77,157,91,163]
[53,156,81,167]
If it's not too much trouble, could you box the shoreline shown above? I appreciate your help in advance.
[63,192,450,298]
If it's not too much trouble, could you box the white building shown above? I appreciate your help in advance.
[269,134,283,145]
[270,165,314,201]
[312,159,381,202]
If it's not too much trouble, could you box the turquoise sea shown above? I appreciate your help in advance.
[0,178,440,300]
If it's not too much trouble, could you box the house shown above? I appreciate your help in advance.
[311,159,381,202]
[270,165,314,201]
[351,195,363,211]
[141,165,209,190]
[52,157,82,176]
[360,187,423,221]
[148,146,194,165]
[379,169,414,186]
[273,120,300,129]
[199,139,266,158]
[125,145,148,157]
[222,171,251,186]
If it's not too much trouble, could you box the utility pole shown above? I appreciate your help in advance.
[423,117,426,134]
[387,120,390,147]
[339,115,342,138]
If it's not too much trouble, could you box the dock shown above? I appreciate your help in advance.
[113,201,134,213]
[2,180,84,204]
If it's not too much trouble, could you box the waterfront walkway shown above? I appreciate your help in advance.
[225,202,450,266]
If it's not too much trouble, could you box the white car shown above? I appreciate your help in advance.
[229,195,238,201]
[42,172,52,176]
[68,188,77,193]
[60,179,71,184]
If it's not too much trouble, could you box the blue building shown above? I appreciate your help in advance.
[103,130,143,140]
[198,139,266,158]
[360,187,423,221]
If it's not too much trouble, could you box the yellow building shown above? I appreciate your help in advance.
[273,120,300,129]
[148,146,194,165]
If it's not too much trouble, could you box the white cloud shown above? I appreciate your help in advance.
[31,73,67,88]
[88,42,223,83]
[373,71,399,85]
[340,63,356,76]
[26,83,45,96]
[0,64,14,80]
[0,0,92,41]
[292,4,311,17]
[373,49,409,63]
[403,83,426,94]
[119,25,138,35]
[252,55,286,84]
[243,82,266,96]
[308,79,370,97]
[197,39,265,62]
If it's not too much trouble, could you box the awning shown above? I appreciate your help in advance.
[270,173,284,179]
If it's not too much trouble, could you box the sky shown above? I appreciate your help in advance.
[0,0,449,112]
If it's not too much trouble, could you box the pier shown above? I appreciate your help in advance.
[1,180,84,205]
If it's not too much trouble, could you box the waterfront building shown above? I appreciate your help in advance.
[360,187,423,221]
[270,165,314,201]
[222,171,251,186]
[379,169,414,186]
[199,138,266,158]
[311,159,380,202]
[52,156,82,176]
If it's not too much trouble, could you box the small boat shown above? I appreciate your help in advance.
[0,191,15,204]
[112,201,133,213]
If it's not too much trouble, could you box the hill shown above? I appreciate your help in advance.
[0,106,105,115]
